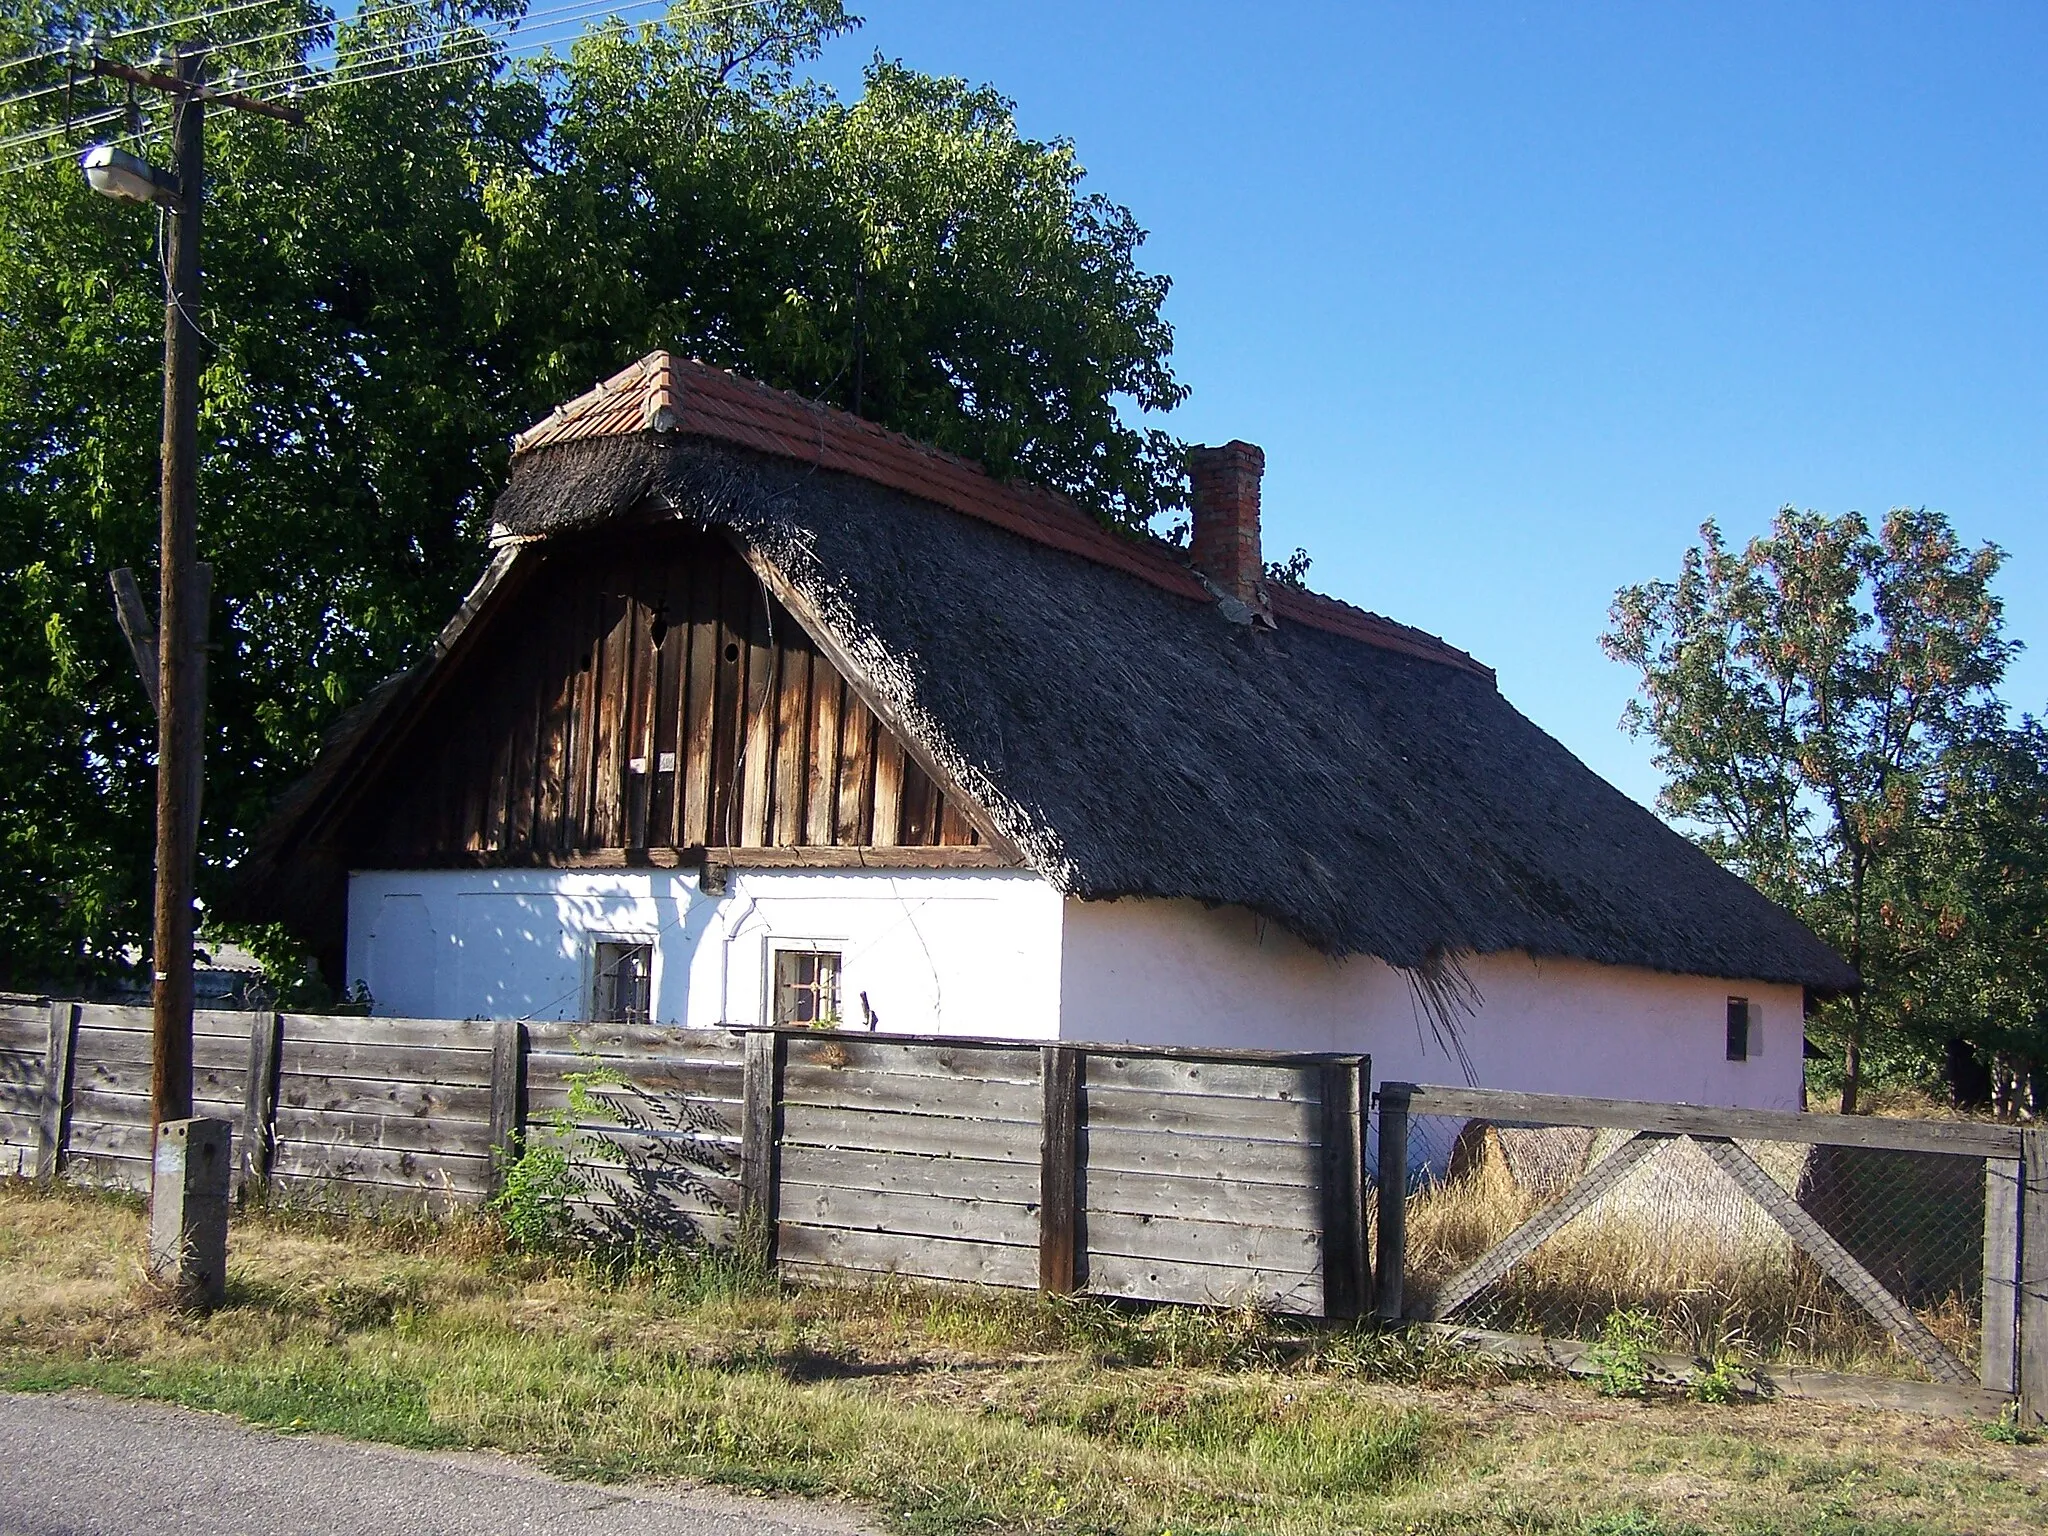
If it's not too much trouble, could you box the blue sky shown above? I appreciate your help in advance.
[810,1,2048,807]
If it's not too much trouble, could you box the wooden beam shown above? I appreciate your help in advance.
[33,1001,77,1187]
[1039,1044,1082,1295]
[1415,1321,2017,1421]
[1983,1156,2022,1394]
[373,844,1024,873]
[236,1010,282,1199]
[487,1019,528,1195]
[2021,1129,2048,1425]
[1693,1135,1973,1385]
[1374,1083,1410,1322]
[740,1029,785,1265]
[1318,1057,1367,1320]
[1422,1132,1666,1323]
[108,568,159,712]
[703,845,1021,874]
[1400,1082,2022,1159]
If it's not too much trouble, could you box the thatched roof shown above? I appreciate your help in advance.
[245,355,1856,992]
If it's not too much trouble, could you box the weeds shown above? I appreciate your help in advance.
[3,1180,2041,1536]
[1588,1309,1662,1398]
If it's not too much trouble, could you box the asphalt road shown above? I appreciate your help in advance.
[0,1392,879,1536]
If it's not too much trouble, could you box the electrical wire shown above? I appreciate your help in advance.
[0,74,99,113]
[0,122,150,176]
[0,0,762,174]
[240,8,654,101]
[0,105,121,153]
[0,45,68,75]
[226,0,669,94]
[107,0,315,45]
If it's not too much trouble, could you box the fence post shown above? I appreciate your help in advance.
[1319,1056,1368,1320]
[487,1019,527,1196]
[1039,1044,1083,1295]
[33,1000,77,1187]
[2021,1129,2048,1425]
[1374,1082,1411,1323]
[237,1010,282,1200]
[1983,1155,2022,1394]
[740,1028,784,1266]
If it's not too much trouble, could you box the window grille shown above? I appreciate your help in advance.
[774,949,842,1027]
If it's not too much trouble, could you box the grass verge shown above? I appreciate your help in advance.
[1,1180,2043,1535]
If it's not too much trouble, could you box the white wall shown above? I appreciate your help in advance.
[346,871,1806,1111]
[345,867,1064,1037]
[1057,896,1806,1111]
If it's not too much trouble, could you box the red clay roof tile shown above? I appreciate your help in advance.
[512,353,1493,681]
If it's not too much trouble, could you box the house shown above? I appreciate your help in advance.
[233,353,1855,1112]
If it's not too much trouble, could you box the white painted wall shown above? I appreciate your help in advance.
[1056,897,1806,1112]
[345,867,1064,1037]
[346,872,1806,1112]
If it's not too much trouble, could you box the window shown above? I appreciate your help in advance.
[1727,997,1758,1062]
[774,948,842,1027]
[593,940,652,1025]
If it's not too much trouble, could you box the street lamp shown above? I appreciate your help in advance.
[79,141,179,206]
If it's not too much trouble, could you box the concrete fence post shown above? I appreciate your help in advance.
[149,1116,231,1309]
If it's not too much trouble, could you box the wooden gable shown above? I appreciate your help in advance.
[335,523,1006,869]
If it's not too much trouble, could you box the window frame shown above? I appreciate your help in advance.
[1726,996,1758,1062]
[769,941,845,1028]
[590,936,655,1026]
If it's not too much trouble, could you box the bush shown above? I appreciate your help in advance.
[487,1139,583,1250]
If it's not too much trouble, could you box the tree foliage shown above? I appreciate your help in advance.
[1605,506,2044,1112]
[0,1,1187,989]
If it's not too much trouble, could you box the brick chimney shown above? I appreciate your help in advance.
[1188,440,1267,610]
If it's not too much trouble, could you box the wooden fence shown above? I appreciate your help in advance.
[0,1000,1368,1318]
[7,1000,2043,1419]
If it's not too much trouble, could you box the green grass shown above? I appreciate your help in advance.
[2,1180,2043,1535]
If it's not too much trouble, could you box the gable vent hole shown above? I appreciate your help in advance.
[650,614,669,648]
[578,652,593,673]
[723,641,741,662]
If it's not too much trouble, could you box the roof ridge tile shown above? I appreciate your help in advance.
[511,350,1491,680]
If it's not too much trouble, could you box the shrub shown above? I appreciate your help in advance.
[1588,1308,1662,1398]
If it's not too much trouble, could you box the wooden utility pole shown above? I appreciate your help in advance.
[149,46,205,1128]
[85,46,302,1131]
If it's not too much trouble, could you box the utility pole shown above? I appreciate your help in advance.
[81,45,302,1134]
[151,44,204,1129]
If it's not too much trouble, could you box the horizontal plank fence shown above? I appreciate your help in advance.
[8,1002,2038,1420]
[0,1001,1368,1318]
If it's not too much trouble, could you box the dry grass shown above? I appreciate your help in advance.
[1400,1133,1981,1378]
[2,1180,2044,1535]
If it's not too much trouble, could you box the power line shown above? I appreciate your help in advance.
[0,105,122,154]
[0,0,766,175]
[0,122,150,177]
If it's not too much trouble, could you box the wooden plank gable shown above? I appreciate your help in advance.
[344,525,1009,869]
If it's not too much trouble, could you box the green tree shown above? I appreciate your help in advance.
[0,1,1188,990]
[1604,507,2017,1112]
[1891,719,2048,1114]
